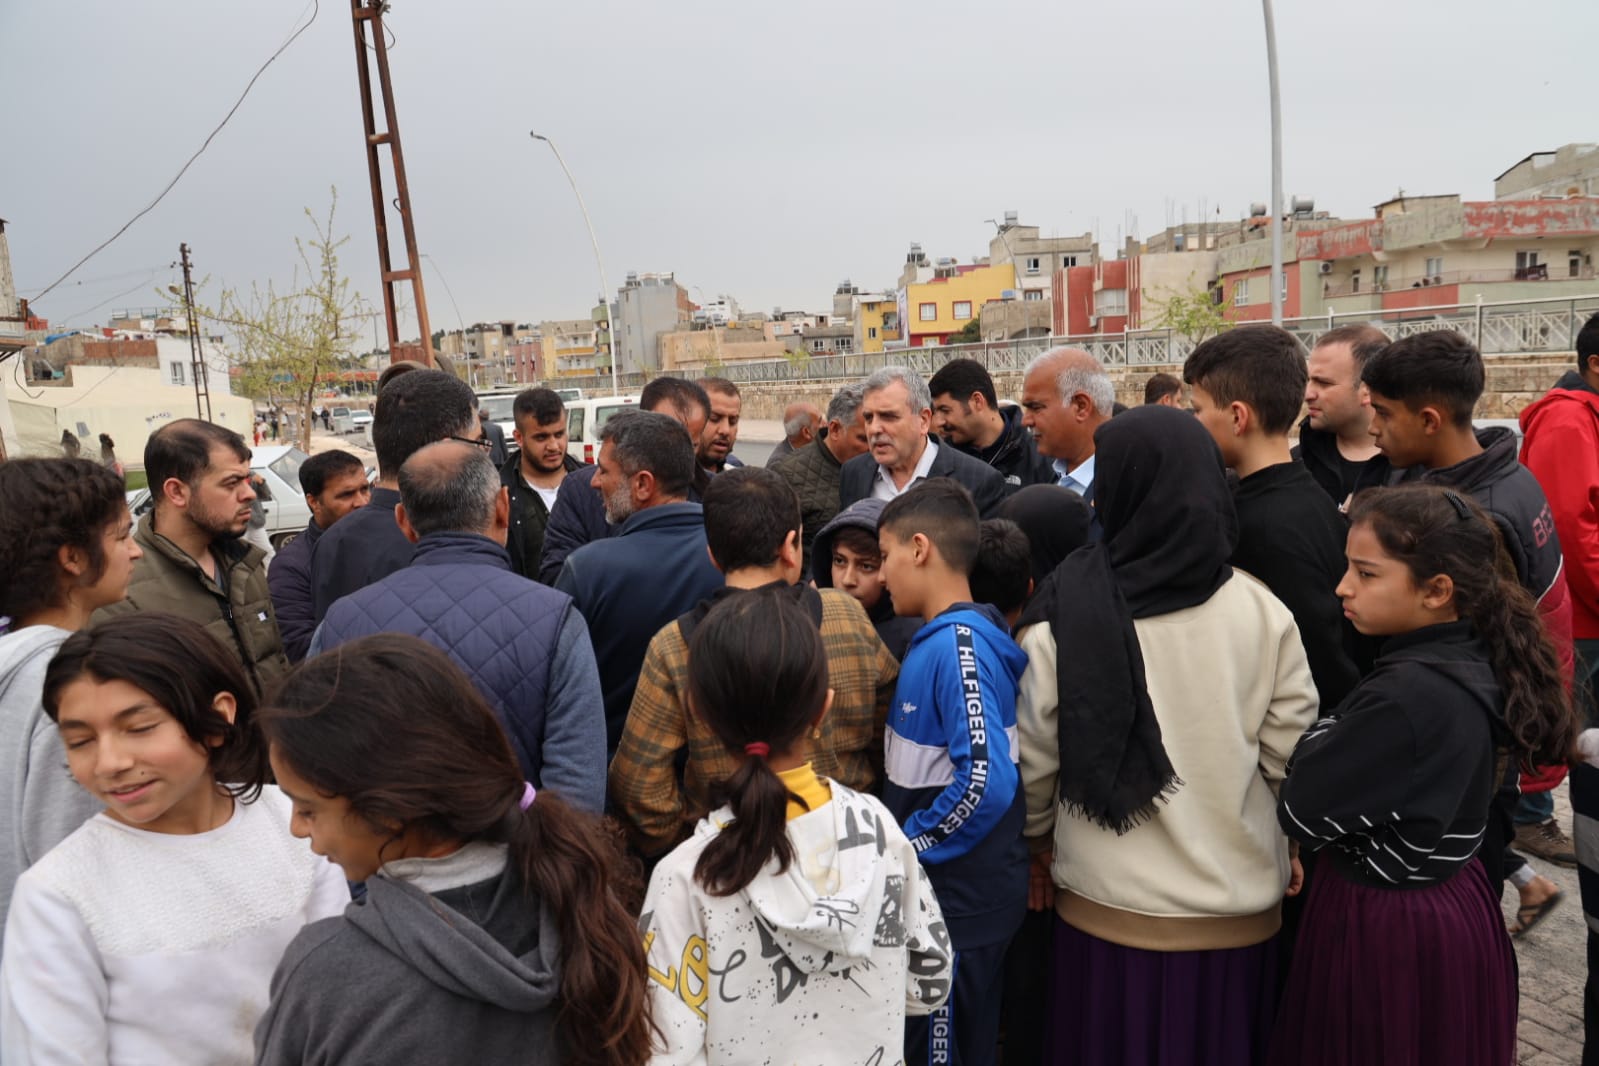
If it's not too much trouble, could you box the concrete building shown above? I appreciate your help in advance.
[1215,194,1599,322]
[692,294,740,328]
[659,326,788,372]
[798,322,855,356]
[1497,144,1599,200]
[986,212,1095,301]
[616,271,691,374]
[541,318,602,378]
[852,292,899,353]
[897,259,1010,347]
[766,309,827,342]
[8,363,252,460]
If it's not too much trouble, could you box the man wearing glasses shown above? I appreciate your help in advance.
[311,369,483,623]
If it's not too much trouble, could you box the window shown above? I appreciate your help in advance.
[1061,255,1078,268]
[1373,264,1389,289]
[868,326,878,339]
[1351,269,1360,293]
[1516,251,1542,270]
[1024,289,1044,302]
[953,301,973,320]
[1025,256,1041,274]
[812,338,827,352]
[1425,256,1443,279]
[1570,250,1584,278]
[566,407,585,440]
[837,337,853,352]
[1234,278,1250,305]
[1095,289,1128,316]
[918,302,937,322]
[169,363,185,385]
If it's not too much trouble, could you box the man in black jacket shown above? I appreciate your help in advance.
[928,358,1055,495]
[537,377,710,584]
[311,369,481,622]
[1184,324,1362,707]
[268,448,370,661]
[1294,323,1391,511]
[500,388,585,580]
[772,382,870,578]
[837,366,1006,517]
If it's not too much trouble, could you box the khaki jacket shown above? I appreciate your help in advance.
[96,519,290,697]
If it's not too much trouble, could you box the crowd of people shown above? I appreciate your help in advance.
[0,313,1596,1065]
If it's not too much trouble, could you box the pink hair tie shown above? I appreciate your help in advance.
[744,742,771,758]
[518,782,537,811]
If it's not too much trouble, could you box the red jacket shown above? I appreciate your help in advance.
[1520,371,1599,641]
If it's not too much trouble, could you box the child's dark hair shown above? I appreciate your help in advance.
[1360,330,1484,428]
[1182,324,1307,435]
[970,519,1033,616]
[830,525,881,563]
[42,613,267,800]
[259,635,652,1066]
[702,466,802,572]
[687,590,830,897]
[879,478,980,573]
[1347,485,1577,766]
[0,457,129,626]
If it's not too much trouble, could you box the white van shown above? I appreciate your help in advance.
[565,395,640,464]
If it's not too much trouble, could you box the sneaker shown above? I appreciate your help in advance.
[1515,818,1578,868]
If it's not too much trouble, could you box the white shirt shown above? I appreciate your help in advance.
[520,474,561,513]
[871,437,941,502]
[0,786,349,1066]
[1053,452,1096,497]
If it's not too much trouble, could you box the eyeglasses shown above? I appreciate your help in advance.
[448,435,493,451]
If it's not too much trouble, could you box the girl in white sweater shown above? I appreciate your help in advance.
[0,614,347,1065]
[641,590,953,1065]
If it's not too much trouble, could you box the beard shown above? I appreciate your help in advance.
[190,496,249,541]
[601,482,635,525]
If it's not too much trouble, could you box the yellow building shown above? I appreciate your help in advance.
[852,292,901,354]
[902,263,1011,347]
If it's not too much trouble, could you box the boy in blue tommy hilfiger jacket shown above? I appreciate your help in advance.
[878,479,1030,1066]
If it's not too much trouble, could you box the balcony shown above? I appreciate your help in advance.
[1322,267,1596,298]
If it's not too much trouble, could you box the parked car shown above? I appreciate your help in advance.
[475,389,521,443]
[127,444,315,550]
[329,406,355,434]
[565,395,640,464]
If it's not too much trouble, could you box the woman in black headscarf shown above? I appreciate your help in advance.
[1015,405,1318,1066]
[994,484,1094,591]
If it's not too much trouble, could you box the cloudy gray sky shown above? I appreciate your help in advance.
[4,0,1594,341]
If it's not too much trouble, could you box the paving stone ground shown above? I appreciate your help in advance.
[1506,782,1587,1064]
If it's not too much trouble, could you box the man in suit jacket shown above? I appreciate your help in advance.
[838,366,1006,517]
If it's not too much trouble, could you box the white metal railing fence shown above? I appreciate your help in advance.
[547,292,1599,394]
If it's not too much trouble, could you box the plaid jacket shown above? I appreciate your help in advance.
[608,586,899,857]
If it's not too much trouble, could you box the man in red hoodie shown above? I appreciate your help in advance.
[1521,310,1599,1061]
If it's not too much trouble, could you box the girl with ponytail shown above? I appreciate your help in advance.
[1270,484,1579,1066]
[641,589,952,1064]
[253,634,652,1066]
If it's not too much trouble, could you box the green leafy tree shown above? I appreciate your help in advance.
[204,190,370,452]
[1148,285,1234,346]
[950,318,982,345]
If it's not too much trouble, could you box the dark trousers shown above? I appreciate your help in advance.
[1000,910,1050,1065]
[907,938,1010,1066]
[1573,639,1599,1065]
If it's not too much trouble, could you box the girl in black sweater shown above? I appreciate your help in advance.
[1270,484,1578,1066]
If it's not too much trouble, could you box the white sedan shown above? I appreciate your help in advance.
[126,445,315,550]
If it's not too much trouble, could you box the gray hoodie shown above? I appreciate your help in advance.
[0,625,101,951]
[255,843,563,1065]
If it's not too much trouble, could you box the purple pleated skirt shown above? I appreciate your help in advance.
[1045,915,1279,1066]
[1267,857,1516,1066]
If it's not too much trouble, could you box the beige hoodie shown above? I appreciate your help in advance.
[1017,571,1318,951]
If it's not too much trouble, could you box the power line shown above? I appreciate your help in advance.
[28,0,321,308]
[57,266,178,326]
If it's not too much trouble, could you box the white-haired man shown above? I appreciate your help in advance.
[837,366,1006,516]
[1019,348,1114,502]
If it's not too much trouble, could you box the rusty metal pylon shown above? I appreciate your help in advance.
[350,0,434,366]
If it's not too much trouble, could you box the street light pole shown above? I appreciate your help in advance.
[530,131,619,395]
[1263,0,1285,326]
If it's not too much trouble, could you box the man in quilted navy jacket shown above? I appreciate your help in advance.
[311,441,606,812]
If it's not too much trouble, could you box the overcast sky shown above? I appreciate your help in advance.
[4,0,1594,342]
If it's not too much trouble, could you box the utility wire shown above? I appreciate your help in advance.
[28,0,321,307]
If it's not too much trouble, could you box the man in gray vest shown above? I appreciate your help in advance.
[312,440,605,812]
